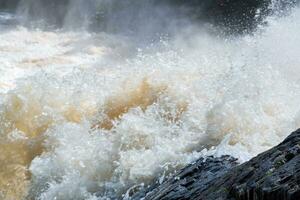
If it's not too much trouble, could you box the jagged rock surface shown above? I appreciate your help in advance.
[131,129,300,200]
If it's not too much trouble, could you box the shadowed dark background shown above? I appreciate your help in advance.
[0,0,298,33]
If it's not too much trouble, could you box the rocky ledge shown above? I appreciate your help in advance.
[131,129,300,200]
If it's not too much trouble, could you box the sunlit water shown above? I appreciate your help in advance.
[0,4,300,200]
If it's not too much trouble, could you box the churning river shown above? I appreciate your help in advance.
[0,1,300,199]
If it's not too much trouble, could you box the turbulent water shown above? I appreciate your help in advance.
[0,1,300,199]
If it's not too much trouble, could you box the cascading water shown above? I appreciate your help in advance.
[0,0,300,199]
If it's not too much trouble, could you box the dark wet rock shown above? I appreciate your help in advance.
[129,155,238,200]
[130,129,300,200]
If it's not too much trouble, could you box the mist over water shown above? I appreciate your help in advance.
[0,1,300,199]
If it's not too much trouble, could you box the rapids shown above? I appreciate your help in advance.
[0,1,300,199]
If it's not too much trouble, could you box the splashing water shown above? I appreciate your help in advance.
[0,1,300,200]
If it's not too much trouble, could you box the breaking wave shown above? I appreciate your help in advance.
[0,1,300,199]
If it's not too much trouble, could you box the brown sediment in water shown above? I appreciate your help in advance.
[0,138,44,200]
[0,79,188,199]
[0,94,49,200]
[20,56,73,68]
[94,79,165,130]
[0,93,96,200]
[95,79,188,130]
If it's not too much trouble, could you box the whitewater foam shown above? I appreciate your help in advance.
[0,5,300,200]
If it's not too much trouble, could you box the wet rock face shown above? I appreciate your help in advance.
[130,156,239,200]
[131,129,300,200]
[229,130,300,200]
